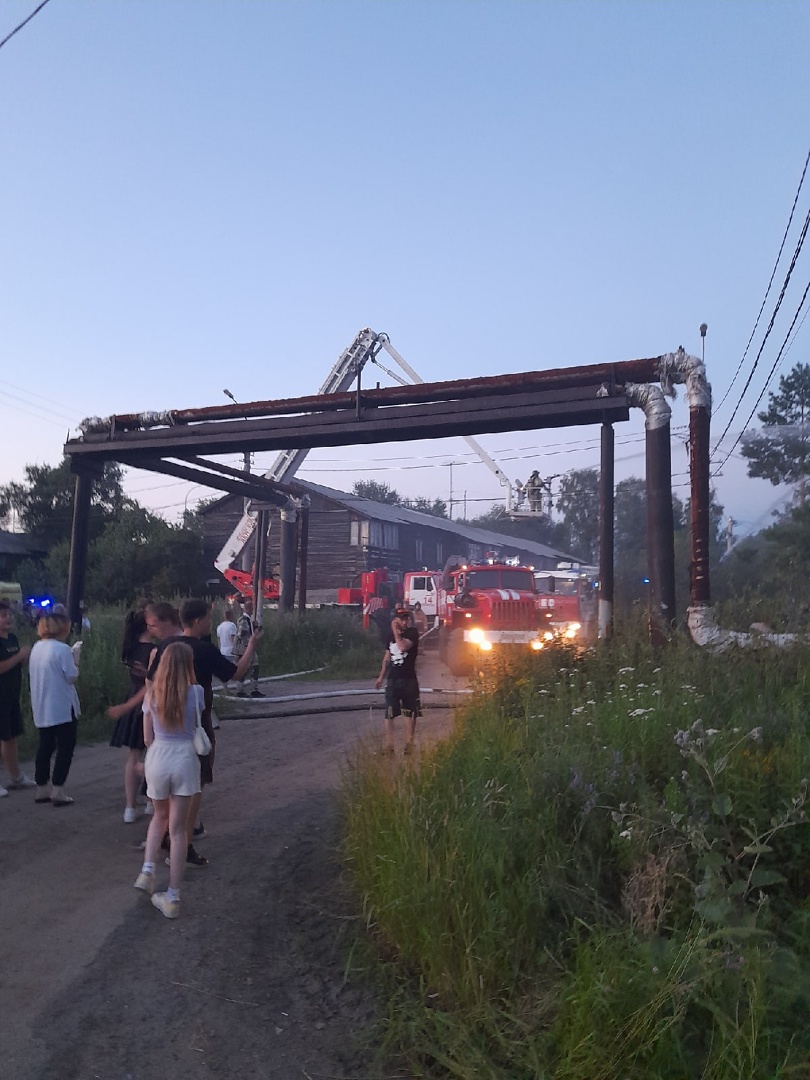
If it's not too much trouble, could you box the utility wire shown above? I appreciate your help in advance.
[0,0,52,51]
[712,204,810,456]
[715,276,810,470]
[714,145,810,415]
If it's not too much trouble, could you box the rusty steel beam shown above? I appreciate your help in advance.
[68,385,630,461]
[80,356,661,432]
[120,456,291,505]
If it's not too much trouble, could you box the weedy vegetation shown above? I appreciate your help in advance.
[342,640,810,1079]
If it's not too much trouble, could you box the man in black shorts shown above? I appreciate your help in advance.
[0,599,35,795]
[375,605,421,756]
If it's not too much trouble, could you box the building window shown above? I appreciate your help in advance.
[436,542,443,565]
[350,519,369,547]
[415,538,423,562]
[369,522,399,549]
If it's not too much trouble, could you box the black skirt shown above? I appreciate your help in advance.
[110,704,146,750]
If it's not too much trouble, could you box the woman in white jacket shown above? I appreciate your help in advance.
[29,609,81,806]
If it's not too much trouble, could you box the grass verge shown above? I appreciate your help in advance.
[342,639,810,1078]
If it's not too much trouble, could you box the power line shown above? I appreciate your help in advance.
[712,204,810,455]
[714,145,810,416]
[0,0,52,51]
[715,276,810,470]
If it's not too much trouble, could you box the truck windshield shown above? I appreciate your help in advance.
[535,577,579,596]
[466,570,535,591]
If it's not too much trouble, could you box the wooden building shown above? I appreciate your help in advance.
[200,480,575,598]
[0,531,47,582]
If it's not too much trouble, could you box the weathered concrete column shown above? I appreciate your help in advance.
[627,382,676,644]
[66,467,95,630]
[689,404,712,606]
[278,505,298,613]
[598,422,615,640]
[646,418,676,642]
[251,510,269,626]
[297,503,310,614]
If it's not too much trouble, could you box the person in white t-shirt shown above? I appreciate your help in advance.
[29,608,81,806]
[216,608,237,660]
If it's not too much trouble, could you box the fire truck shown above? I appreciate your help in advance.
[404,557,547,675]
[533,564,598,642]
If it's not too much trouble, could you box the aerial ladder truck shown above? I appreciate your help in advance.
[214,328,552,599]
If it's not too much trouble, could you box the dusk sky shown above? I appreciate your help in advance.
[2,0,809,542]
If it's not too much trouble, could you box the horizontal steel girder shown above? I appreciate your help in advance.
[67,384,629,462]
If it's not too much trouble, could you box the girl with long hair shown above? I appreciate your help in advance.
[134,641,203,919]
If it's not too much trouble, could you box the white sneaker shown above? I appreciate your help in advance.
[152,892,180,919]
[143,800,154,816]
[133,872,155,895]
[0,785,8,798]
[123,807,138,824]
[8,772,36,789]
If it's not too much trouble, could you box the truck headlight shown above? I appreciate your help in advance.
[468,627,486,644]
[531,639,544,651]
[543,631,554,641]
[564,627,578,639]
[479,640,493,652]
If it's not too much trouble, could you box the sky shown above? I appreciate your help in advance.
[2,0,809,545]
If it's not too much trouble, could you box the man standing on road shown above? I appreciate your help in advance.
[0,599,36,795]
[234,597,263,698]
[375,605,421,756]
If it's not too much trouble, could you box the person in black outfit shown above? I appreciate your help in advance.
[109,608,153,822]
[0,599,35,794]
[375,605,421,756]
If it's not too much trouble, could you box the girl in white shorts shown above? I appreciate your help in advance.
[133,641,204,919]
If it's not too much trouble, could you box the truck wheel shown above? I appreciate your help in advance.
[447,628,473,676]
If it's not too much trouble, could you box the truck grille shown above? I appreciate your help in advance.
[489,601,538,629]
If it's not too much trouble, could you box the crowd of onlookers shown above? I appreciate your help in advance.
[1,593,431,917]
[0,596,262,920]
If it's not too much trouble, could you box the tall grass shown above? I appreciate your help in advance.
[342,641,810,1078]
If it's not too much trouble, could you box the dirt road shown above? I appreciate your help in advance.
[1,652,464,1080]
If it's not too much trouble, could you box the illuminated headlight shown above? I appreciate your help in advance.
[468,627,486,644]
[531,640,544,651]
[543,631,554,641]
[564,627,578,639]
[479,640,493,652]
[570,622,581,631]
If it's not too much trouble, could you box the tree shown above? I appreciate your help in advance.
[740,362,810,505]
[401,496,448,518]
[0,458,126,547]
[351,480,402,504]
[555,469,600,561]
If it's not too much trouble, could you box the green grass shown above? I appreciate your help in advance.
[342,640,810,1078]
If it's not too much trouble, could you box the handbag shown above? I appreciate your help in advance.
[192,690,212,756]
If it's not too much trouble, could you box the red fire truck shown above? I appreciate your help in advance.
[533,564,598,642]
[404,557,547,675]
